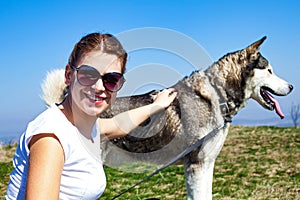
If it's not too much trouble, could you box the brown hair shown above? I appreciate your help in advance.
[68,33,127,74]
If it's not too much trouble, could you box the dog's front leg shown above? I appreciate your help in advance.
[183,126,230,199]
[184,157,215,200]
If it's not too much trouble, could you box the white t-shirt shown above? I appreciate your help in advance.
[5,104,106,200]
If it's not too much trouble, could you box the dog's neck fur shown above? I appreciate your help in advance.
[204,50,249,120]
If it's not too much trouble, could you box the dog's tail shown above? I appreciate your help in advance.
[41,69,67,106]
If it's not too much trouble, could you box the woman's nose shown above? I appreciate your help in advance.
[93,78,106,91]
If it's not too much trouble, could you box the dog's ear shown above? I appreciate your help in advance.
[246,36,267,54]
[239,36,267,63]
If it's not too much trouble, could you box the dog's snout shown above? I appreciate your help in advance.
[289,84,294,92]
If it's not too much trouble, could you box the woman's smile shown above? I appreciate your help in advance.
[85,92,108,105]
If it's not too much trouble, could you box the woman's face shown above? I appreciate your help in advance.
[67,51,123,117]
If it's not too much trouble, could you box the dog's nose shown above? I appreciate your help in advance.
[289,84,294,92]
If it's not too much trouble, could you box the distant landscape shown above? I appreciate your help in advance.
[0,133,20,145]
[1,116,297,145]
[232,116,296,127]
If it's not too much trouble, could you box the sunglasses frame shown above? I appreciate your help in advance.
[70,65,125,92]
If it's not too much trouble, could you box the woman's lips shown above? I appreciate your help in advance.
[85,93,108,104]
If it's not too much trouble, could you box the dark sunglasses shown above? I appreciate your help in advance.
[71,65,125,92]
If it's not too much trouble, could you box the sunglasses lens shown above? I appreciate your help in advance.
[103,73,124,92]
[75,65,124,91]
[77,65,99,86]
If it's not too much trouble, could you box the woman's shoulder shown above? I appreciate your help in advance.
[24,104,76,158]
[26,104,70,133]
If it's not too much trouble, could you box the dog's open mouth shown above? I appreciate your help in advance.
[260,87,284,119]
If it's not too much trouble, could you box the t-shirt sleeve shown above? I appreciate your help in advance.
[23,107,72,160]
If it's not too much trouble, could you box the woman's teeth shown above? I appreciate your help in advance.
[87,94,106,102]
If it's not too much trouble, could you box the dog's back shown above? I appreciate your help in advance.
[100,71,224,166]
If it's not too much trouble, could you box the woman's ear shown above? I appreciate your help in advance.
[65,64,73,86]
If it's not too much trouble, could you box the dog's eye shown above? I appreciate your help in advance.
[268,69,272,74]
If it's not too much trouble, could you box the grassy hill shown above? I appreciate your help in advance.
[1,126,299,199]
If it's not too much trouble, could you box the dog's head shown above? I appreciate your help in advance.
[208,36,293,119]
[242,37,293,118]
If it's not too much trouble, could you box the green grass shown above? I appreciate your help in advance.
[1,126,299,199]
[213,126,300,200]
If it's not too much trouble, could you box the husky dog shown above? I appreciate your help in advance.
[42,37,293,199]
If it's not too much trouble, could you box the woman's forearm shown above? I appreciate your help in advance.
[99,88,177,140]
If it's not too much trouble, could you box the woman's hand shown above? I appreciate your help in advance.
[152,88,177,109]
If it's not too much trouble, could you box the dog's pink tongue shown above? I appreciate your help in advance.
[265,92,285,119]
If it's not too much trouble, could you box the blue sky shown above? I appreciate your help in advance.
[1,0,299,140]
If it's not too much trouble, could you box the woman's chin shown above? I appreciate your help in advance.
[84,103,110,117]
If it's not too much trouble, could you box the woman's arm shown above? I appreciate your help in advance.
[26,134,64,199]
[99,88,177,140]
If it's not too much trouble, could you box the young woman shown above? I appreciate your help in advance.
[5,33,177,199]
